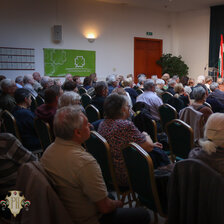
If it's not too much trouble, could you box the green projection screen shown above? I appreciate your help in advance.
[44,48,95,77]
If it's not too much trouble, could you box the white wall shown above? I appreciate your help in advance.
[0,0,210,81]
[172,9,210,78]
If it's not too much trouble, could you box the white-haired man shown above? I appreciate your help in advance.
[32,72,42,91]
[106,74,118,94]
[137,74,146,89]
[41,106,150,224]
[65,73,73,82]
[136,79,163,121]
[23,74,38,97]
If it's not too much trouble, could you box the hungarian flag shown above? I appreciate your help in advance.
[218,34,224,78]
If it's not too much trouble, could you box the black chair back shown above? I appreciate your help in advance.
[78,87,87,96]
[161,92,173,103]
[36,95,45,107]
[166,119,194,162]
[85,104,100,123]
[30,95,37,112]
[1,110,21,140]
[133,111,157,142]
[81,93,91,108]
[158,103,177,132]
[122,143,166,217]
[34,118,54,151]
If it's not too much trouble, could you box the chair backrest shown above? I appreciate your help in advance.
[85,104,100,123]
[166,119,194,162]
[122,142,165,217]
[179,106,204,142]
[30,95,37,112]
[36,95,45,107]
[161,92,173,103]
[133,111,158,142]
[136,88,144,95]
[158,103,178,132]
[168,159,224,224]
[34,118,53,151]
[84,131,118,191]
[78,87,87,96]
[1,110,21,140]
[81,93,92,108]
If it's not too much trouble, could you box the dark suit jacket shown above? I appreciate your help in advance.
[210,89,224,105]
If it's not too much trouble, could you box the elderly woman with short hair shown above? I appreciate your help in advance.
[189,113,224,176]
[191,85,213,123]
[58,91,85,113]
[98,93,169,187]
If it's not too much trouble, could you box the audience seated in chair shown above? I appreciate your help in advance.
[38,76,54,99]
[0,79,17,112]
[98,94,169,187]
[41,105,150,224]
[35,85,63,130]
[33,72,42,92]
[166,79,176,95]
[122,78,138,106]
[23,74,38,97]
[12,88,41,150]
[136,79,163,122]
[206,82,224,112]
[62,80,78,93]
[189,113,224,176]
[15,75,24,88]
[91,81,108,118]
[190,85,213,123]
[106,74,118,94]
[58,91,85,113]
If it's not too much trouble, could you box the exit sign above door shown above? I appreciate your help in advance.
[146,32,153,36]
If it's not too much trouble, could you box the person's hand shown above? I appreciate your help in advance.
[114,200,123,208]
[153,142,163,149]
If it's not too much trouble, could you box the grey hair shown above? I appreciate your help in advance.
[106,74,116,84]
[0,79,15,90]
[210,82,219,92]
[144,79,155,91]
[58,91,81,109]
[156,79,165,85]
[199,113,224,154]
[193,86,206,101]
[217,78,224,85]
[53,106,83,140]
[168,79,176,86]
[138,74,146,84]
[104,93,128,119]
[196,75,205,84]
[15,76,23,83]
[23,74,33,84]
[41,76,50,88]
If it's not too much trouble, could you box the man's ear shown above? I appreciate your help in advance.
[74,129,81,139]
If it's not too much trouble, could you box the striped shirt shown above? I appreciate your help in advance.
[0,133,37,194]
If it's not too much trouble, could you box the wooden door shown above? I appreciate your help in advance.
[134,37,162,83]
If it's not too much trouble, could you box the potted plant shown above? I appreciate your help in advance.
[157,53,189,78]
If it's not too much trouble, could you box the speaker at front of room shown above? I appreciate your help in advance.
[53,25,62,42]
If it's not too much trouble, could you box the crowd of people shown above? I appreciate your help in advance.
[1,71,224,223]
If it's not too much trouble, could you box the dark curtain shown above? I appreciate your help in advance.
[209,5,224,68]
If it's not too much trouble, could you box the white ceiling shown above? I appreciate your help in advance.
[96,0,224,12]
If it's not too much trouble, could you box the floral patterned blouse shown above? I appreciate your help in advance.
[98,119,146,186]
